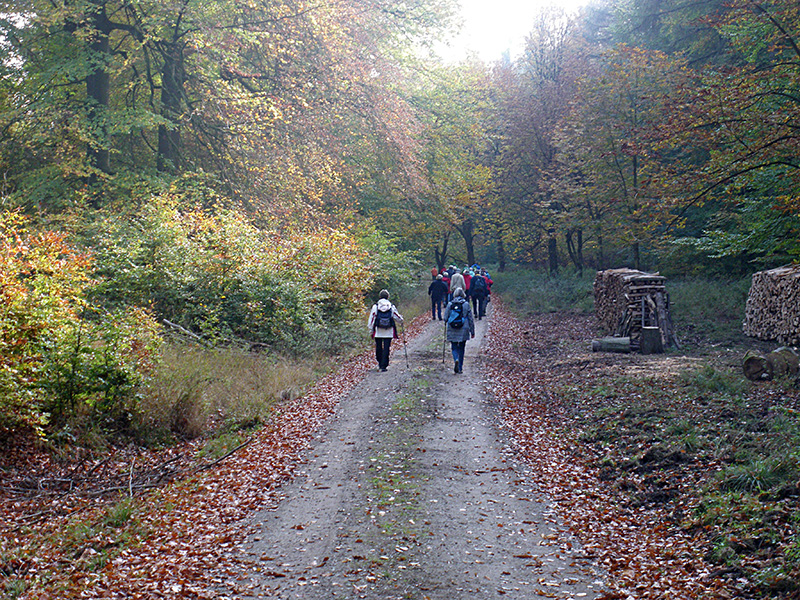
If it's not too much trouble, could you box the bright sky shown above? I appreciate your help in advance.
[439,0,590,63]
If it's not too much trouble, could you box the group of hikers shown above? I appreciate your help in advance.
[367,265,493,374]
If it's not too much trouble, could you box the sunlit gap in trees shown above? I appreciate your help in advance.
[0,12,30,69]
[434,0,592,64]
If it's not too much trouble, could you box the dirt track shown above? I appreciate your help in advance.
[233,310,608,599]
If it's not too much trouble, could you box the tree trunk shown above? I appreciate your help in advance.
[566,229,584,276]
[596,231,606,270]
[548,232,558,276]
[434,232,450,273]
[456,219,476,267]
[157,42,185,173]
[497,235,506,273]
[85,0,113,203]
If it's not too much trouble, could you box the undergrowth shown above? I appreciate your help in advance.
[568,364,800,598]
[491,268,595,315]
[667,276,753,349]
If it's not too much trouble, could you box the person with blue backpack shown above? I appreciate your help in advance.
[368,289,404,372]
[444,287,475,374]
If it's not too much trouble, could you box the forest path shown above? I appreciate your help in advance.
[231,309,607,599]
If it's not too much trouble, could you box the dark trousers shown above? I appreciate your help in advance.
[375,337,391,369]
[473,295,486,319]
[431,297,443,319]
[451,341,466,371]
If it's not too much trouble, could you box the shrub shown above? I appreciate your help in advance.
[87,197,383,352]
[0,212,162,438]
[40,306,163,429]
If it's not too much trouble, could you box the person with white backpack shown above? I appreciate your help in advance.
[367,289,404,372]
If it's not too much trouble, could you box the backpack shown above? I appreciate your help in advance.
[447,300,465,329]
[375,307,394,329]
[471,275,487,295]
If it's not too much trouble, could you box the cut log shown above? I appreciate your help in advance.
[592,336,631,353]
[743,347,799,381]
[743,351,770,381]
[766,347,800,380]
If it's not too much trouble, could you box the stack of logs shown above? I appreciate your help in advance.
[594,268,678,352]
[743,265,800,346]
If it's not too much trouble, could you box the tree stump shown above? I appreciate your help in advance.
[640,327,664,355]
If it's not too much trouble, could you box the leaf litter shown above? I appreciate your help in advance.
[3,299,797,598]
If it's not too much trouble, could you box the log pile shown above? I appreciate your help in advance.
[593,268,678,352]
[743,265,800,345]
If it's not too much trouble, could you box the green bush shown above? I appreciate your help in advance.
[40,306,162,429]
[0,213,161,438]
[86,196,399,353]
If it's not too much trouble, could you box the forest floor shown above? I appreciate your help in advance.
[2,297,797,599]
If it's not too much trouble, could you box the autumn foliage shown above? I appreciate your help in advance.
[0,213,161,437]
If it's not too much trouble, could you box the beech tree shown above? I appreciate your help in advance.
[489,7,580,273]
[410,61,494,267]
[674,0,800,262]
[0,0,455,214]
[553,44,693,270]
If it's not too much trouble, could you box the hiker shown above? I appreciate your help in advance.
[441,270,452,303]
[428,274,448,321]
[463,269,473,298]
[368,289,404,372]
[482,269,493,316]
[431,266,438,280]
[470,270,489,320]
[450,269,465,296]
[444,288,475,374]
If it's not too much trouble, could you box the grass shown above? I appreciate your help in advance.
[668,276,753,347]
[490,268,595,315]
[3,579,25,599]
[103,497,137,528]
[134,344,324,442]
[679,363,748,397]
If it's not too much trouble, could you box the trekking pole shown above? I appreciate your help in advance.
[442,319,447,364]
[400,323,410,369]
